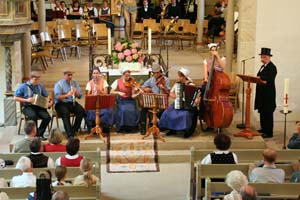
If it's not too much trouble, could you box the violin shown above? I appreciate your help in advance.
[156,75,169,95]
[125,78,142,91]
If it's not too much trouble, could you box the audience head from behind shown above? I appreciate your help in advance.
[262,148,277,165]
[214,133,231,151]
[225,170,248,192]
[30,137,43,153]
[35,171,53,200]
[55,166,68,185]
[66,137,80,156]
[48,128,63,145]
[73,158,99,186]
[24,120,37,137]
[52,191,70,200]
[16,156,32,172]
[240,185,257,200]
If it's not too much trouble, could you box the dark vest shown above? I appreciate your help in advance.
[101,8,109,15]
[28,153,49,168]
[88,7,95,17]
[210,152,235,164]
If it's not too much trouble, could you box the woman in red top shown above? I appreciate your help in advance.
[44,128,66,152]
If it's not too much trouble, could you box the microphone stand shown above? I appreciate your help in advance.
[236,59,246,129]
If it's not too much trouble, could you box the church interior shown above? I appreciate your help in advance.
[0,0,300,199]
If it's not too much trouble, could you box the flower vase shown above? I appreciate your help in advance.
[119,62,142,72]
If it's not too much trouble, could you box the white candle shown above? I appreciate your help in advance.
[148,28,152,55]
[283,78,289,113]
[108,28,111,55]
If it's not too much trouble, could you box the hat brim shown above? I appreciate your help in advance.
[259,53,272,56]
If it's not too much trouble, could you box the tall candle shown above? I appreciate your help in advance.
[108,28,111,55]
[283,78,289,113]
[148,28,152,55]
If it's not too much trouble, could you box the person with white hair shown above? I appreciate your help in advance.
[110,67,140,133]
[10,156,36,187]
[52,191,69,200]
[224,170,248,200]
[158,67,199,138]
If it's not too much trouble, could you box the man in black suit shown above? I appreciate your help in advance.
[137,0,154,22]
[254,48,277,138]
[166,0,182,19]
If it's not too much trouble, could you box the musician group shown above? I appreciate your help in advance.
[14,61,204,140]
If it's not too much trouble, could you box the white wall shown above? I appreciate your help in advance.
[255,0,300,121]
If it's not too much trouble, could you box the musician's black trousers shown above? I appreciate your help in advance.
[55,102,85,137]
[259,110,274,137]
[22,105,51,137]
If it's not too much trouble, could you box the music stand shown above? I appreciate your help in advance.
[141,93,168,142]
[84,95,115,141]
[234,74,265,139]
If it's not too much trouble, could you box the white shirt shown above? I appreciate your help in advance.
[10,172,36,187]
[201,150,238,164]
[70,7,83,15]
[85,79,109,91]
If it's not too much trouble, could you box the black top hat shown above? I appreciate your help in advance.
[259,47,272,56]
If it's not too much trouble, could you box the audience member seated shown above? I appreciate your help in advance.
[137,0,154,22]
[0,191,9,200]
[60,1,69,19]
[224,170,248,200]
[85,0,98,19]
[52,191,70,200]
[98,0,114,37]
[166,0,182,19]
[28,171,53,200]
[14,120,37,153]
[28,137,55,168]
[55,138,83,167]
[287,121,300,149]
[69,0,83,16]
[158,67,198,138]
[239,185,257,200]
[53,166,72,186]
[11,156,36,187]
[249,148,285,183]
[201,133,238,164]
[73,158,99,186]
[207,10,225,39]
[290,161,300,183]
[44,128,66,152]
[154,0,165,23]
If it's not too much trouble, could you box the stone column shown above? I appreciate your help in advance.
[22,31,31,79]
[225,0,234,71]
[2,41,14,93]
[38,0,46,33]
[196,0,205,49]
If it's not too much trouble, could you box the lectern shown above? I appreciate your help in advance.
[85,95,115,141]
[234,74,265,139]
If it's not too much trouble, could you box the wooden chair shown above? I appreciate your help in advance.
[178,23,197,50]
[93,24,108,48]
[132,23,145,48]
[40,31,66,61]
[57,25,80,59]
[228,72,240,110]
[45,21,57,39]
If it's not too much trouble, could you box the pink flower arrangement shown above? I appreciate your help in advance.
[112,39,145,64]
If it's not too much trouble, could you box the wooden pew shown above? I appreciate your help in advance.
[0,166,100,182]
[0,184,100,200]
[205,180,300,200]
[194,163,295,199]
[189,147,300,200]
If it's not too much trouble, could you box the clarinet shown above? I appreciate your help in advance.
[70,80,75,106]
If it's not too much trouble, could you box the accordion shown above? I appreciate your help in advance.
[32,94,49,109]
[174,82,200,110]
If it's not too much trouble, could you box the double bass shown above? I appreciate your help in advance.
[203,56,233,129]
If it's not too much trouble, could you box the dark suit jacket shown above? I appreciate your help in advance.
[166,4,182,19]
[137,6,154,22]
[254,61,277,112]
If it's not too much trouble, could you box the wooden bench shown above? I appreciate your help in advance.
[193,163,295,199]
[0,184,100,200]
[189,147,300,199]
[205,180,300,200]
[0,166,100,182]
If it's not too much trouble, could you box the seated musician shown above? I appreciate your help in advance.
[54,68,85,138]
[69,0,83,16]
[85,0,98,19]
[140,64,170,134]
[110,67,140,133]
[14,71,52,140]
[85,67,114,135]
[199,43,226,131]
[99,0,114,37]
[158,67,198,138]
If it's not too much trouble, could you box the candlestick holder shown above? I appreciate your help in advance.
[280,110,292,149]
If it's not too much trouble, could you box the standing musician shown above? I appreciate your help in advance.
[199,43,225,131]
[110,68,140,133]
[158,67,198,138]
[14,71,52,140]
[54,69,85,138]
[140,64,170,134]
[85,67,114,135]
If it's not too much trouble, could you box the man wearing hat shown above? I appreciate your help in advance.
[140,64,170,134]
[254,47,277,138]
[54,69,85,138]
[14,71,52,140]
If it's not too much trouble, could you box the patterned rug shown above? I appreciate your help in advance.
[106,134,160,173]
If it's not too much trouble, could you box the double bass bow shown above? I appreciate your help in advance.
[203,55,233,129]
